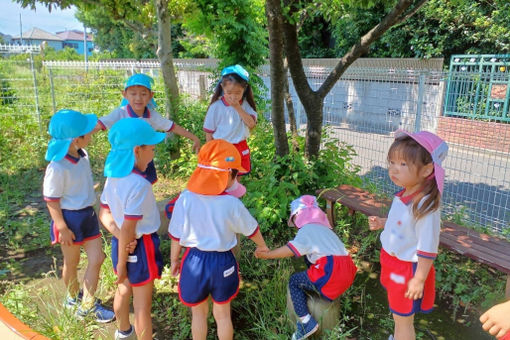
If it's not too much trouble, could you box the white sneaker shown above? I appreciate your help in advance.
[388,335,395,340]
[114,325,135,340]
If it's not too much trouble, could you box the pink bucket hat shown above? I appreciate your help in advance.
[288,195,332,229]
[225,179,246,198]
[395,130,448,194]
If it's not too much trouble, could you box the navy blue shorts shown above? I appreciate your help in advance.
[179,248,239,306]
[112,233,163,286]
[50,206,100,245]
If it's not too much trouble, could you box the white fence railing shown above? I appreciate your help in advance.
[0,43,41,54]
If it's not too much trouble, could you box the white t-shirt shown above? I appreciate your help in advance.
[287,223,349,264]
[99,105,175,132]
[168,190,259,251]
[380,192,441,262]
[203,98,257,144]
[43,150,96,210]
[100,169,160,238]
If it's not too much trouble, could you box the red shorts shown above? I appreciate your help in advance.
[233,140,251,175]
[307,255,357,301]
[380,248,435,316]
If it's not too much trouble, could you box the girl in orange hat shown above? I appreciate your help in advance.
[168,139,268,340]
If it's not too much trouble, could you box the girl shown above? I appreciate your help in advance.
[369,130,448,340]
[256,195,357,340]
[203,64,257,176]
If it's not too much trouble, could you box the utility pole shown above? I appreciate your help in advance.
[83,24,88,71]
[19,13,23,45]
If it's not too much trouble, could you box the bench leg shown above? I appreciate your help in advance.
[506,275,510,299]
[326,201,334,227]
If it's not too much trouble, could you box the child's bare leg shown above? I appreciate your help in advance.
[132,281,154,340]
[191,299,209,340]
[393,313,415,340]
[115,279,132,332]
[81,238,105,307]
[60,243,81,297]
[213,302,233,340]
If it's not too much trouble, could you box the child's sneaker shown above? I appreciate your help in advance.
[291,318,319,340]
[77,301,115,323]
[114,325,135,339]
[63,291,83,309]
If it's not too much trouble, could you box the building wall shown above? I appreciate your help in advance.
[63,40,94,55]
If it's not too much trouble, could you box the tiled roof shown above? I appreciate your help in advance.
[56,30,93,41]
[13,27,63,41]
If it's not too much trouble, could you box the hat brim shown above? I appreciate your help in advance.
[187,168,230,195]
[45,138,72,161]
[104,149,135,178]
[434,163,445,194]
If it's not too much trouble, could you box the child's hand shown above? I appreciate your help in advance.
[480,301,510,339]
[191,137,200,154]
[405,277,425,300]
[254,246,270,259]
[170,260,181,277]
[59,227,76,246]
[225,94,242,109]
[368,216,385,230]
[125,239,137,253]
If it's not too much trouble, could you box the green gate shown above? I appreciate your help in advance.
[444,54,510,122]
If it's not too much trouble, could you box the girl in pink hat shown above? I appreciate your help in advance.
[256,195,357,340]
[369,130,448,340]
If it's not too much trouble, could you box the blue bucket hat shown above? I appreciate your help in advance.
[120,73,157,109]
[221,64,250,82]
[45,109,97,162]
[104,118,165,178]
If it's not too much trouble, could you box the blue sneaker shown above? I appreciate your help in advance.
[291,318,319,340]
[63,291,83,309]
[77,301,115,323]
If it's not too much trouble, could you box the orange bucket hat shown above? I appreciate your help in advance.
[187,139,247,195]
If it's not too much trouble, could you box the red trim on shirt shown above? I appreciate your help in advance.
[124,214,143,221]
[287,242,301,257]
[126,104,150,118]
[44,196,61,202]
[98,120,107,130]
[417,250,437,259]
[100,202,110,210]
[64,154,79,164]
[203,127,215,133]
[167,122,175,132]
[247,225,260,238]
[132,168,147,178]
[168,232,180,241]
[395,188,423,205]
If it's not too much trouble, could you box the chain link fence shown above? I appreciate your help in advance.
[0,55,508,234]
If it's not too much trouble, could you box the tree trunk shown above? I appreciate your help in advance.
[266,0,289,157]
[154,0,180,119]
[284,58,297,138]
[281,0,426,158]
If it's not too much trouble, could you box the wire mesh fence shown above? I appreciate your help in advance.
[0,55,508,234]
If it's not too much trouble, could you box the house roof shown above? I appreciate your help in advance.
[13,27,63,41]
[56,30,93,42]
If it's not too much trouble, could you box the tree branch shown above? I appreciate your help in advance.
[317,0,423,98]
[397,0,429,24]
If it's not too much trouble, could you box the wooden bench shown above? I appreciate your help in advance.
[317,184,510,298]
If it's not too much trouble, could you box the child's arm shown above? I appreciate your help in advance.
[256,245,294,260]
[249,229,269,255]
[225,96,256,129]
[368,216,387,230]
[170,239,182,277]
[480,300,510,339]
[116,219,137,284]
[405,257,433,300]
[205,132,213,142]
[171,124,201,153]
[99,206,137,252]
[46,201,75,246]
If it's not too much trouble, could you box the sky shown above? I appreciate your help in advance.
[0,0,84,37]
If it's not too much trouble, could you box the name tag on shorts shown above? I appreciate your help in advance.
[241,149,250,155]
[223,266,235,277]
[127,255,138,263]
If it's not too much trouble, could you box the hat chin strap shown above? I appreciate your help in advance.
[197,164,230,172]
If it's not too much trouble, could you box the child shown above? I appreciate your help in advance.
[368,130,448,340]
[256,195,357,340]
[203,64,257,176]
[168,139,268,340]
[95,73,201,184]
[480,300,510,340]
[42,109,114,322]
[98,118,166,340]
